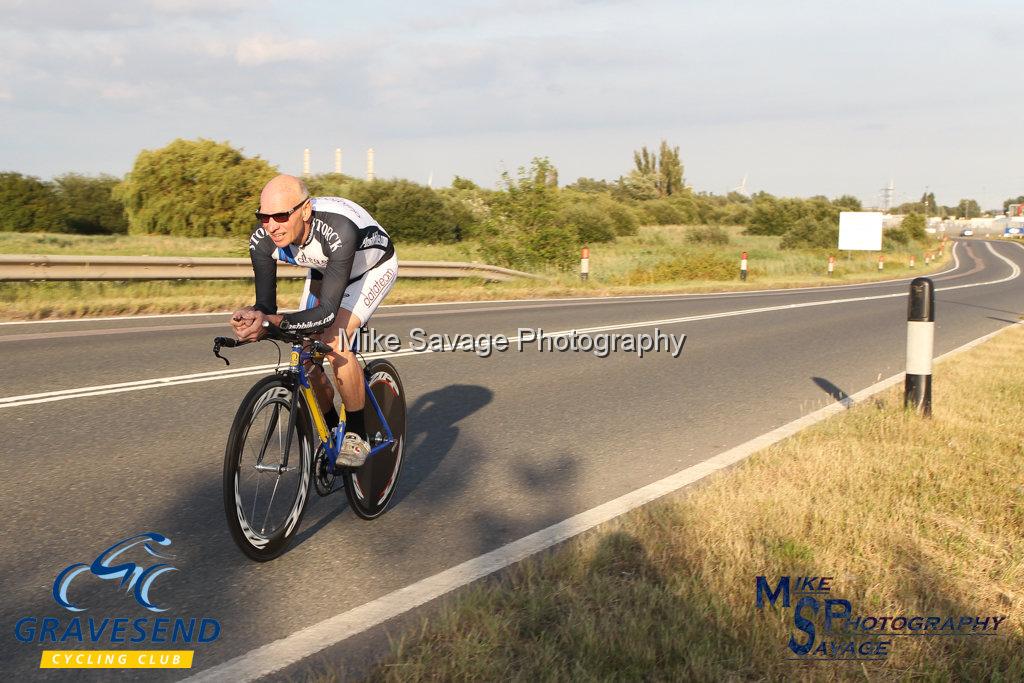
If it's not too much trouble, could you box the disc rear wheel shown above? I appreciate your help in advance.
[342,359,407,519]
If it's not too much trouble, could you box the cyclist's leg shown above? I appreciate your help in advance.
[325,255,398,465]
[320,309,365,412]
[321,253,399,410]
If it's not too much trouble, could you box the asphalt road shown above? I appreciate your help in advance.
[1,239,1022,680]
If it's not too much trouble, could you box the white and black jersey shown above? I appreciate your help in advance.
[249,197,395,331]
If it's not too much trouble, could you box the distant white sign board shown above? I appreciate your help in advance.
[838,211,883,251]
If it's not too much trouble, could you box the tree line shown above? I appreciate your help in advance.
[0,137,1011,269]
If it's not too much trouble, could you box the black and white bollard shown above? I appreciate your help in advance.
[904,277,934,416]
[740,251,748,281]
[580,246,590,281]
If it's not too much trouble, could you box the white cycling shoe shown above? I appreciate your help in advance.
[336,432,370,468]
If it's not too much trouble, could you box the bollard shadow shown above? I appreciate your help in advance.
[986,316,1020,325]
[811,377,850,403]
[937,299,1024,318]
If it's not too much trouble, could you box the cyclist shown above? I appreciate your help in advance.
[230,174,397,467]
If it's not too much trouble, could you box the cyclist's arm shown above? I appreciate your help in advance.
[250,234,278,315]
[279,228,356,332]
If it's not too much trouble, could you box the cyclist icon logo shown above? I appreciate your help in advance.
[52,532,177,613]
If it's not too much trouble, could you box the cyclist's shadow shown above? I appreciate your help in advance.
[296,383,492,542]
[390,383,493,507]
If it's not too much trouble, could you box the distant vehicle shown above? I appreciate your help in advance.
[960,229,974,236]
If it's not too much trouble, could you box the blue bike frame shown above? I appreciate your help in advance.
[285,342,395,471]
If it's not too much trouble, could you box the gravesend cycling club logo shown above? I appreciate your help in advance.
[53,532,176,612]
[756,575,1008,661]
[14,532,221,670]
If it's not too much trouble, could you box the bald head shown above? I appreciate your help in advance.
[260,174,309,213]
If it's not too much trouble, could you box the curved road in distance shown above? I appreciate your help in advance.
[1,239,1021,680]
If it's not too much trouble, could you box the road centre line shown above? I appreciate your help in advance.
[180,318,1023,683]
[0,244,1014,410]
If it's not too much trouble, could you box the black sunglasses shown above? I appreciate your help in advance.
[255,197,309,223]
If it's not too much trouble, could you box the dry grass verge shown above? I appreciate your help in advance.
[314,324,1024,682]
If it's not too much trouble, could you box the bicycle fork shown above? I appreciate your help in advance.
[255,343,333,474]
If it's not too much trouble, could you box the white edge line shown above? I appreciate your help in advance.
[0,248,962,326]
[180,318,1023,683]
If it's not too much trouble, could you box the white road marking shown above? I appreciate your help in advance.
[0,241,1017,410]
[180,319,1022,683]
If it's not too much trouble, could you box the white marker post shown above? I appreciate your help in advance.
[909,254,916,268]
[904,277,934,416]
[580,247,590,281]
[827,255,835,276]
[878,255,884,271]
[740,251,748,281]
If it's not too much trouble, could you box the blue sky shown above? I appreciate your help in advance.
[2,0,1021,209]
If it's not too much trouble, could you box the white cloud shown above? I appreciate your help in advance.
[234,36,328,66]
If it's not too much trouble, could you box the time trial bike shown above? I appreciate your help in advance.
[212,323,406,561]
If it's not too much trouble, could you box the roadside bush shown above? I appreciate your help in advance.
[686,225,730,246]
[0,172,61,232]
[558,201,616,243]
[559,192,639,242]
[748,195,806,236]
[348,179,456,243]
[901,212,927,242]
[53,174,128,234]
[637,199,687,225]
[747,194,849,237]
[115,138,277,237]
[600,195,641,236]
[306,173,361,198]
[623,251,736,283]
[884,226,910,246]
[779,217,838,250]
[437,189,488,241]
[477,157,578,270]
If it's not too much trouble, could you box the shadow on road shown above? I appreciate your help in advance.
[938,299,1023,318]
[390,383,494,508]
[811,377,849,402]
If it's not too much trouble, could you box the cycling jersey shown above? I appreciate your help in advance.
[249,197,395,331]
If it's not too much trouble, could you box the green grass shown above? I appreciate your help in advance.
[0,227,950,319]
[305,324,1024,682]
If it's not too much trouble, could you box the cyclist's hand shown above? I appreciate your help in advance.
[231,308,264,342]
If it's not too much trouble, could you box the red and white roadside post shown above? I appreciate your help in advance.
[925,252,932,265]
[740,251,748,281]
[580,246,590,281]
[827,255,835,276]
[878,255,884,271]
[909,254,916,268]
[905,277,935,416]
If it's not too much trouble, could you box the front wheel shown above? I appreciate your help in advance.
[342,359,407,519]
[223,375,313,561]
